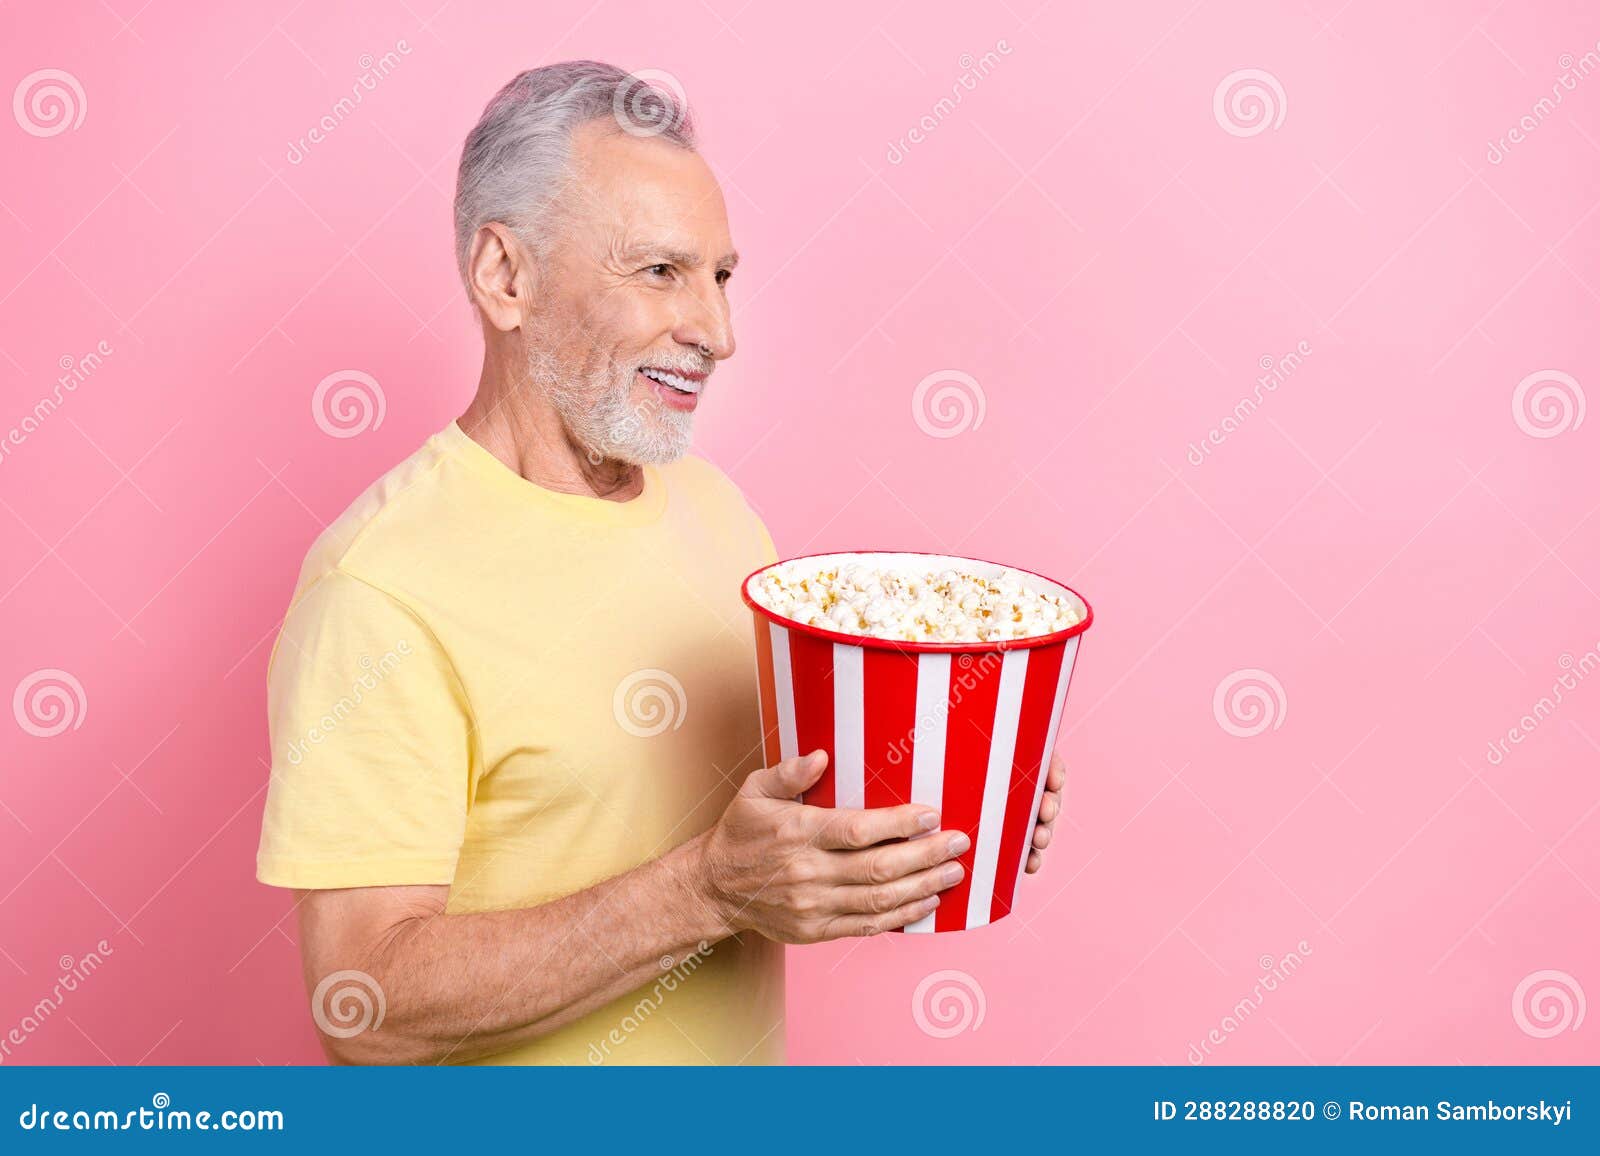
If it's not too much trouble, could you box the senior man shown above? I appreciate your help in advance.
[256,61,1068,1066]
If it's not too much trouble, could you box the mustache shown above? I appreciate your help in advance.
[633,357,714,377]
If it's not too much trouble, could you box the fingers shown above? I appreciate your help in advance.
[1036,789,1060,826]
[1032,823,1053,851]
[830,860,964,917]
[821,894,941,939]
[748,750,829,800]
[808,801,941,850]
[825,829,970,885]
[1046,750,1066,792]
[1025,849,1042,874]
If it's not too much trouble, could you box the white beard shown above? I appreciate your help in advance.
[526,344,694,466]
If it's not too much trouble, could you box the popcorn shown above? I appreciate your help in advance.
[749,559,1083,643]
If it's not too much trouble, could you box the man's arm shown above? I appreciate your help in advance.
[297,750,968,1064]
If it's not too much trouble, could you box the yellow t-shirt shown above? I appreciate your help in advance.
[256,421,784,1065]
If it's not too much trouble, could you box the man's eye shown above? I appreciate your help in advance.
[716,269,732,286]
[645,264,672,278]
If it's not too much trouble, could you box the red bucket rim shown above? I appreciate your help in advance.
[740,549,1094,654]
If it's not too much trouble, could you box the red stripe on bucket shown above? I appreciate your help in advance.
[788,630,836,807]
[753,618,781,771]
[989,640,1066,923]
[863,648,919,809]
[935,654,1004,932]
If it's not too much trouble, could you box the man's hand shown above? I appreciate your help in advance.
[694,750,968,942]
[1024,749,1067,874]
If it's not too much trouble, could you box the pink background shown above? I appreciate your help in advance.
[3,0,1597,1065]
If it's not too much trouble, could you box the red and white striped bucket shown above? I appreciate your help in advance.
[742,551,1092,933]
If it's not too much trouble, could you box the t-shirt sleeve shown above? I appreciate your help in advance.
[754,515,779,566]
[256,568,474,890]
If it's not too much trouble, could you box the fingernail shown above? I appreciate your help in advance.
[948,832,970,856]
[927,895,940,909]
[942,863,963,885]
[917,811,939,831]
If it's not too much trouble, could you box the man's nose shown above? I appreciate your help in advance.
[673,288,735,361]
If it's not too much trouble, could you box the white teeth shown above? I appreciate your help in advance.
[640,367,701,394]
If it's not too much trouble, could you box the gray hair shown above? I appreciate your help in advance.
[452,61,696,295]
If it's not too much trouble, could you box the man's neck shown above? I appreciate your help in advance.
[458,364,645,503]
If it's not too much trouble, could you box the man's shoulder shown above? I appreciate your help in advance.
[293,424,462,595]
[661,452,754,510]
[661,452,776,562]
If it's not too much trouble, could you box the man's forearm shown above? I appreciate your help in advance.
[305,833,731,1064]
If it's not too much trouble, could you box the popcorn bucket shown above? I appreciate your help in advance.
[741,551,1092,933]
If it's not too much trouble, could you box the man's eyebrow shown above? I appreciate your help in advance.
[622,243,739,270]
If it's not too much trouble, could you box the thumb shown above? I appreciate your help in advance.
[747,750,828,799]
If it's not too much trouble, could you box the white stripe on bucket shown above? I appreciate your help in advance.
[770,623,798,763]
[832,643,865,808]
[905,651,951,935]
[965,648,1030,929]
[1011,636,1079,899]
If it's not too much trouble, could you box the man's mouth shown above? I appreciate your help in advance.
[638,366,704,394]
[637,365,707,411]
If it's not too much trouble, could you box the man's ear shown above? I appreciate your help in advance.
[466,222,536,332]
